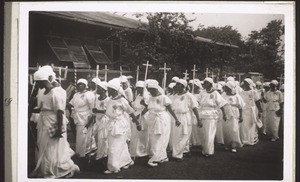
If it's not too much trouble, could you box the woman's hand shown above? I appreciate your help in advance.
[175,120,181,127]
[197,119,203,128]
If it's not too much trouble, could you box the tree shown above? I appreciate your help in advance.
[244,20,284,79]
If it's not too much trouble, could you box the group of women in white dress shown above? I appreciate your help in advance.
[29,65,284,178]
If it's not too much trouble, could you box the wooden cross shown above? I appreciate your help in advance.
[204,68,210,78]
[58,67,62,83]
[191,65,198,94]
[183,70,189,80]
[120,66,123,76]
[211,72,216,79]
[103,65,109,82]
[236,73,245,83]
[159,63,171,90]
[136,66,140,83]
[277,74,284,86]
[142,61,152,98]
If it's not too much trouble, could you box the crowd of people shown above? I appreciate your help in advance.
[28,65,284,178]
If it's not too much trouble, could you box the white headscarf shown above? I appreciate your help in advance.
[33,69,50,81]
[189,79,202,89]
[91,77,101,85]
[135,81,145,88]
[227,76,235,82]
[204,77,214,84]
[244,78,254,88]
[108,78,121,91]
[146,79,164,95]
[270,80,279,86]
[119,75,128,83]
[77,78,88,88]
[168,82,176,89]
[97,81,108,91]
[177,79,187,87]
[171,76,179,83]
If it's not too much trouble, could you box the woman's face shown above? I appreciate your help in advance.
[176,83,185,93]
[96,85,106,95]
[147,87,157,96]
[76,83,86,93]
[90,82,97,91]
[203,81,212,90]
[107,87,117,97]
[136,87,143,95]
[270,84,277,91]
[223,86,231,95]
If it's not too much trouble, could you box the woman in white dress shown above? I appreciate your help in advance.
[30,69,79,178]
[189,79,204,147]
[261,82,270,135]
[240,78,263,146]
[129,81,150,158]
[86,81,110,161]
[198,77,227,157]
[104,78,140,174]
[69,79,95,157]
[222,81,245,153]
[171,79,202,161]
[215,81,226,145]
[262,80,284,141]
[141,79,180,166]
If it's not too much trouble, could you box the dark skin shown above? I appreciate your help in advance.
[107,87,141,131]
[243,81,263,118]
[262,83,283,117]
[223,86,243,123]
[36,80,63,138]
[141,87,181,127]
[203,81,227,121]
[67,82,87,110]
[176,83,203,128]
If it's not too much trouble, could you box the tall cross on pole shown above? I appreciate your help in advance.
[204,68,210,78]
[159,63,171,90]
[103,65,109,82]
[136,66,140,83]
[277,74,284,87]
[142,61,152,98]
[236,73,245,83]
[120,66,123,76]
[183,70,189,80]
[58,67,62,84]
[191,65,198,94]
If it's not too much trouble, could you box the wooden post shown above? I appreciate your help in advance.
[191,65,198,94]
[204,68,210,78]
[103,65,109,82]
[136,66,140,83]
[183,70,189,80]
[142,61,153,98]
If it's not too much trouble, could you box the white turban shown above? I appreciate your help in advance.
[177,79,187,87]
[244,78,254,86]
[219,81,226,87]
[77,78,88,88]
[256,81,262,86]
[135,81,145,88]
[263,82,270,87]
[146,79,164,94]
[270,80,279,86]
[39,65,56,81]
[168,82,176,89]
[225,81,236,91]
[227,76,235,82]
[119,75,128,83]
[97,81,108,91]
[189,79,202,89]
[91,77,101,85]
[33,69,50,81]
[108,78,121,91]
[172,76,179,82]
[204,77,214,84]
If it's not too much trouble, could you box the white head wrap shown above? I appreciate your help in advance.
[97,81,108,91]
[270,80,279,86]
[119,75,128,83]
[204,77,214,84]
[38,65,57,81]
[244,78,254,86]
[146,79,164,94]
[227,76,235,82]
[168,82,176,89]
[171,76,179,82]
[219,81,226,87]
[77,78,88,88]
[225,81,236,91]
[263,82,270,87]
[108,78,121,91]
[256,81,262,86]
[135,81,145,88]
[91,77,101,85]
[189,79,203,89]
[33,69,50,81]
[177,79,187,87]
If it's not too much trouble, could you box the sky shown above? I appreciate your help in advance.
[117,12,284,39]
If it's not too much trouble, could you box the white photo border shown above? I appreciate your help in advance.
[17,1,295,182]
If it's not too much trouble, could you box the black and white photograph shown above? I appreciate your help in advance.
[4,2,295,182]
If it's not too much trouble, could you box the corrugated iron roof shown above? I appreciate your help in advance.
[38,11,145,29]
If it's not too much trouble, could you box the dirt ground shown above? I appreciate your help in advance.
[28,123,283,180]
